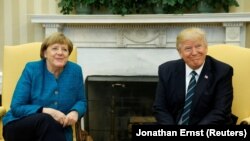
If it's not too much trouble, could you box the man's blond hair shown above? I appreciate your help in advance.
[176,27,207,50]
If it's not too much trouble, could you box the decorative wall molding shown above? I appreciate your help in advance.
[42,23,63,38]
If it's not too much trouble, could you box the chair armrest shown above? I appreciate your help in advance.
[240,117,250,125]
[75,118,93,141]
[0,106,6,117]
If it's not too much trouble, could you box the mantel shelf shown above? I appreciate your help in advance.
[31,13,250,24]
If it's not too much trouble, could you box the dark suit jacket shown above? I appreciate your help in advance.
[153,55,234,125]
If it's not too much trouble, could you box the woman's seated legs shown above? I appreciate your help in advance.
[3,113,66,141]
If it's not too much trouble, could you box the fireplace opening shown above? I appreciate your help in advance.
[84,75,158,141]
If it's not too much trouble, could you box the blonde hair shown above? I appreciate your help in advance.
[176,27,207,50]
[40,32,73,59]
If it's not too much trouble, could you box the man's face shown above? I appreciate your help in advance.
[178,39,207,70]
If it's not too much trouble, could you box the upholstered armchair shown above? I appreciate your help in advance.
[0,42,92,141]
[208,44,250,124]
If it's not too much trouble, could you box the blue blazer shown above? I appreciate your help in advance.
[3,59,87,141]
[153,55,234,125]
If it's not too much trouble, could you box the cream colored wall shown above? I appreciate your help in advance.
[230,0,250,12]
[0,0,60,72]
[244,0,250,48]
[231,0,250,48]
[0,0,250,72]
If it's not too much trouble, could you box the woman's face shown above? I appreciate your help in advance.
[44,43,69,69]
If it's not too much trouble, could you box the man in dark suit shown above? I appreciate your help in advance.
[153,27,234,125]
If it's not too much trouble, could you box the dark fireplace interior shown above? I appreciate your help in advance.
[84,75,158,141]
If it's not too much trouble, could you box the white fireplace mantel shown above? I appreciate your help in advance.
[31,13,250,24]
[31,13,250,47]
[30,13,250,77]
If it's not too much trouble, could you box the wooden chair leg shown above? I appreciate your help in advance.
[75,119,93,141]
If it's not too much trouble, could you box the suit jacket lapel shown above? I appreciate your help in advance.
[174,60,186,105]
